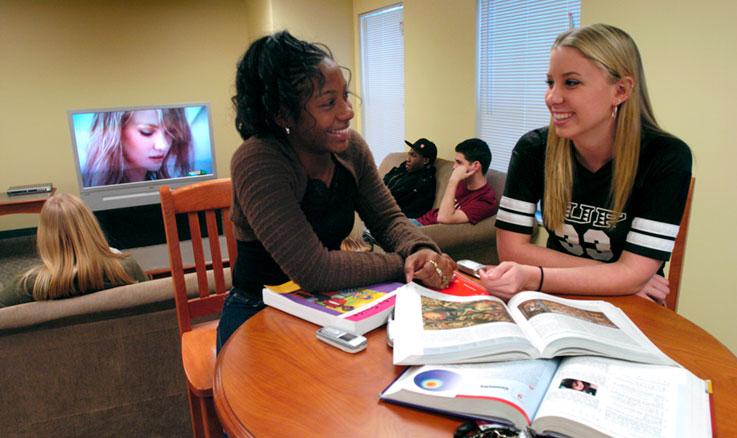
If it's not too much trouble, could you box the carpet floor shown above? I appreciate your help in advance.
[0,235,40,287]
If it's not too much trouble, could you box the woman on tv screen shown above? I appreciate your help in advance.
[82,108,193,186]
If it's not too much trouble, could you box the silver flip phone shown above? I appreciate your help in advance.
[457,259,485,278]
[316,326,367,353]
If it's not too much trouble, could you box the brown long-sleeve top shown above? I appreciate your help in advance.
[229,130,440,292]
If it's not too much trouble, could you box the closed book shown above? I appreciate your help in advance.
[262,281,402,335]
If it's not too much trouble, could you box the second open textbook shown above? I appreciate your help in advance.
[380,356,712,438]
[392,282,676,366]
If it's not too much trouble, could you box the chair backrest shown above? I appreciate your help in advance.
[666,177,695,311]
[159,178,237,335]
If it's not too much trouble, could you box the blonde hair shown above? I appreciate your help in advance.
[543,24,664,230]
[21,193,138,300]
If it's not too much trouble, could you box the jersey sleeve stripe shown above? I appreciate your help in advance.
[626,230,676,253]
[497,209,536,228]
[631,217,680,239]
[499,196,537,214]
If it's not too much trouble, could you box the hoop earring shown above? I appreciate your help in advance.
[285,127,291,135]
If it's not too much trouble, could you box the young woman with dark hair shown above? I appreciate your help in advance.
[218,31,455,349]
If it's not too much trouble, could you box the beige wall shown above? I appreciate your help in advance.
[352,0,476,154]
[352,0,736,354]
[271,0,354,75]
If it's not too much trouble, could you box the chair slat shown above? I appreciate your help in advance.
[187,212,210,299]
[205,210,226,295]
[222,207,238,269]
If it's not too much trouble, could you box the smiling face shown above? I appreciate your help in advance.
[121,110,173,176]
[287,58,354,157]
[545,46,621,150]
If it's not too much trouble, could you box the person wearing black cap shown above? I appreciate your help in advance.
[382,138,438,218]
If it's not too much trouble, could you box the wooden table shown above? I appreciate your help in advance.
[0,189,56,216]
[214,294,737,437]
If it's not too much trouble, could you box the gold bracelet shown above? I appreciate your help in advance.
[428,259,449,287]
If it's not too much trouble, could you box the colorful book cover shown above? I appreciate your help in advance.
[266,281,401,322]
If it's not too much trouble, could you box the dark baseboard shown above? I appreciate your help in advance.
[0,227,37,240]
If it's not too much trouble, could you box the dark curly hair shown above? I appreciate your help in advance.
[232,30,335,141]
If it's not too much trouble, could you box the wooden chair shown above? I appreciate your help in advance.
[665,177,695,311]
[159,179,237,438]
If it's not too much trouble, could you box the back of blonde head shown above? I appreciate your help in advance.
[543,24,663,230]
[22,193,136,300]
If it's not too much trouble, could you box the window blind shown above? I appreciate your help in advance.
[360,4,404,165]
[478,0,580,172]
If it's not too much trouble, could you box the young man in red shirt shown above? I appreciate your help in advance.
[415,138,498,226]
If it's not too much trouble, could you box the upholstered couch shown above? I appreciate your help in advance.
[0,270,228,438]
[377,152,526,266]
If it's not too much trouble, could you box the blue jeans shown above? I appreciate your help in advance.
[216,289,266,354]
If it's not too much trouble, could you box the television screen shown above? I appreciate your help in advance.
[68,102,217,211]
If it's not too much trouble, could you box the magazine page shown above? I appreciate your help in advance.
[507,292,676,366]
[393,282,538,365]
[532,356,711,438]
[380,359,559,431]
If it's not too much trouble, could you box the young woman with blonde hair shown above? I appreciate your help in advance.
[0,193,148,306]
[83,108,193,187]
[483,24,692,304]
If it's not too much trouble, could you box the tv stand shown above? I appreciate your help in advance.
[0,189,56,216]
[94,204,169,249]
[95,204,230,278]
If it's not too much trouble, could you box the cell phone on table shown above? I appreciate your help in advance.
[457,259,485,278]
[316,326,367,353]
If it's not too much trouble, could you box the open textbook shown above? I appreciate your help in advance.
[392,282,676,366]
[262,281,402,335]
[380,356,712,438]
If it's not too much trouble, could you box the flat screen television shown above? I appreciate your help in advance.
[67,102,217,211]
